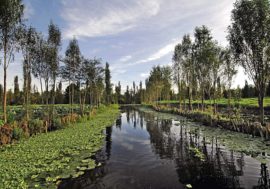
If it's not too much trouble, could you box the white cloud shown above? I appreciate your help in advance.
[119,55,132,63]
[134,40,178,65]
[61,0,161,39]
[140,72,149,78]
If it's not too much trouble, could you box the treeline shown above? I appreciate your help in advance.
[0,0,114,124]
[121,0,270,125]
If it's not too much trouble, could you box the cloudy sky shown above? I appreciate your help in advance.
[2,0,250,91]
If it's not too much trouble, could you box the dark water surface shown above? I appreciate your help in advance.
[59,107,270,189]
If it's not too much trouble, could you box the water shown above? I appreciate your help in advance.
[59,107,270,189]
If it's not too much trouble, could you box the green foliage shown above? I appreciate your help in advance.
[0,105,119,188]
[28,119,44,135]
[12,127,24,140]
[0,120,4,127]
[158,97,270,108]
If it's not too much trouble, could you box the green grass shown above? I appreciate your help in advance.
[0,105,119,189]
[159,97,270,107]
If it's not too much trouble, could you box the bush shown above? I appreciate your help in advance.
[0,120,4,127]
[52,118,64,130]
[12,127,25,141]
[0,124,13,145]
[28,119,44,135]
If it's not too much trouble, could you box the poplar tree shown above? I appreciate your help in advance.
[0,0,24,122]
[229,0,270,124]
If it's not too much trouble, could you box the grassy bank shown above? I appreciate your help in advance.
[149,105,270,140]
[0,105,119,189]
[159,97,270,108]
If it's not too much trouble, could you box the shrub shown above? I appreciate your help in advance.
[0,124,13,145]
[12,127,25,141]
[52,118,64,130]
[0,120,4,127]
[28,119,44,136]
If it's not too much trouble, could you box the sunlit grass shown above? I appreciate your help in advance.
[159,97,270,107]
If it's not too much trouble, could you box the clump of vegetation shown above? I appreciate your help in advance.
[0,105,119,188]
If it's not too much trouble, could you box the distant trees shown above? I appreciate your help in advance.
[14,76,20,104]
[0,0,24,122]
[228,0,270,124]
[115,82,121,104]
[144,65,172,103]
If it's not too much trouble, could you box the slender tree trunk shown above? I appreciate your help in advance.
[71,82,74,115]
[258,91,265,125]
[201,87,205,111]
[178,82,181,110]
[3,40,7,123]
[51,76,56,125]
[39,77,44,104]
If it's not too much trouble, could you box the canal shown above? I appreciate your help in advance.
[59,106,270,189]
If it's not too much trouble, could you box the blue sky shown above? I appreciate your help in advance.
[3,0,250,92]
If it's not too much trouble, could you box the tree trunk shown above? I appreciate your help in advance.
[51,76,56,125]
[71,82,74,115]
[201,88,205,111]
[258,92,265,125]
[3,41,7,123]
[178,82,181,110]
[39,77,44,104]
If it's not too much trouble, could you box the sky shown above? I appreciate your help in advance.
[1,0,251,92]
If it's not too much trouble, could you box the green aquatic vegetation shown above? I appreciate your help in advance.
[0,105,119,189]
[189,146,205,161]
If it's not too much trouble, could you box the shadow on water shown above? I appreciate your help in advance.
[59,107,270,189]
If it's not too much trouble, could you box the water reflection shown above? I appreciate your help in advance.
[59,107,270,189]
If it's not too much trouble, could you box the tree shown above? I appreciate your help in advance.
[124,86,130,104]
[115,81,121,104]
[47,21,61,123]
[242,80,250,98]
[221,48,237,110]
[104,62,112,104]
[14,75,20,104]
[62,38,81,114]
[173,34,194,111]
[267,81,270,97]
[0,84,3,107]
[193,25,216,111]
[172,43,184,109]
[31,34,49,105]
[55,81,64,104]
[17,26,39,121]
[0,0,24,122]
[228,0,270,124]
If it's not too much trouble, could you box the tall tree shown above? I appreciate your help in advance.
[18,26,38,121]
[0,0,24,122]
[47,21,61,122]
[0,84,3,107]
[104,62,112,104]
[194,25,215,111]
[221,48,237,110]
[62,38,81,114]
[228,0,270,124]
[115,81,121,104]
[14,75,20,104]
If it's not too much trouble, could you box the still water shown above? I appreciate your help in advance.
[59,107,270,189]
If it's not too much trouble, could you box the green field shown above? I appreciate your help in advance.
[0,105,119,188]
[158,97,270,108]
